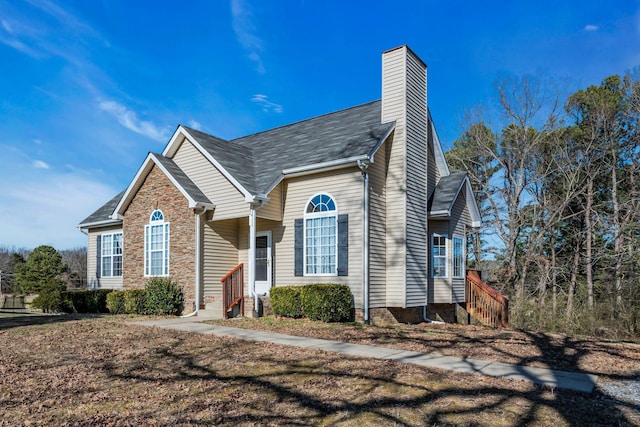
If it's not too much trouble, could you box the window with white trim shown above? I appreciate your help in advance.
[101,233,122,277]
[432,234,448,278]
[304,194,337,275]
[145,209,169,276]
[453,235,465,278]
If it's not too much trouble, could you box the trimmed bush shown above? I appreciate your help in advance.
[124,289,147,315]
[62,289,111,313]
[107,291,126,314]
[301,284,353,322]
[270,286,304,318]
[145,277,184,315]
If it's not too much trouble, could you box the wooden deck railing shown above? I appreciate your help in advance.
[466,270,509,327]
[221,263,244,319]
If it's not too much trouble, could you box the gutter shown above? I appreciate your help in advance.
[282,155,370,177]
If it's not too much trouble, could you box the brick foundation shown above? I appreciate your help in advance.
[122,165,197,312]
[356,304,470,325]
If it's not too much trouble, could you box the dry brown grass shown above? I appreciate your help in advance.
[0,314,638,426]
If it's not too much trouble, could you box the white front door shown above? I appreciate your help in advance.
[254,231,272,295]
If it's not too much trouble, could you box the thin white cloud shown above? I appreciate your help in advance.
[231,0,265,73]
[188,119,202,129]
[32,160,49,169]
[98,100,169,142]
[584,24,599,31]
[251,94,283,113]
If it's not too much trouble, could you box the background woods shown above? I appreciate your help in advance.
[447,72,640,338]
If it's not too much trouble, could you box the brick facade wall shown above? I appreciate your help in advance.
[122,165,197,312]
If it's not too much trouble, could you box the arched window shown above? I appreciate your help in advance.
[304,194,337,275]
[145,209,170,276]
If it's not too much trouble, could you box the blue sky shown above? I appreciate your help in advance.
[0,0,638,250]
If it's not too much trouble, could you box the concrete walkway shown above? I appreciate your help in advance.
[134,317,598,394]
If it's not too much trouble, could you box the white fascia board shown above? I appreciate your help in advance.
[77,219,122,229]
[429,112,450,177]
[112,153,214,218]
[162,125,188,158]
[282,155,369,177]
[180,127,254,201]
[367,121,396,161]
[428,210,450,217]
[149,153,215,209]
[465,178,482,228]
[112,155,155,218]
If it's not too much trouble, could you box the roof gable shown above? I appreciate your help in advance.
[429,172,481,228]
[113,152,214,218]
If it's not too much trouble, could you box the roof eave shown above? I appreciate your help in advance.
[367,121,396,161]
[77,219,123,229]
[282,155,369,177]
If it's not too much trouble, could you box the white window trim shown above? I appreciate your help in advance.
[303,193,338,277]
[100,232,123,277]
[144,210,170,277]
[452,235,465,279]
[432,233,448,278]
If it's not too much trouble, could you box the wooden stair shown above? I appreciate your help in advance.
[221,264,244,319]
[466,270,509,328]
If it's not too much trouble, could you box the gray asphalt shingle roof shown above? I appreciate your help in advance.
[78,190,125,227]
[80,100,393,226]
[186,100,394,194]
[429,172,467,215]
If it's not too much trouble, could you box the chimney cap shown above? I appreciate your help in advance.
[382,45,427,68]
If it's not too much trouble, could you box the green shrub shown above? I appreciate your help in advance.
[61,289,111,313]
[106,291,126,314]
[124,289,147,315]
[32,279,68,313]
[145,277,184,315]
[301,284,353,322]
[270,286,304,318]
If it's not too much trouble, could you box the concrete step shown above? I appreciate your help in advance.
[197,308,223,320]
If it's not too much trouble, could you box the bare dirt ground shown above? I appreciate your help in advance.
[0,313,639,426]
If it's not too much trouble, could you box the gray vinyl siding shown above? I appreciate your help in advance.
[87,225,124,290]
[382,47,408,307]
[427,129,438,201]
[258,182,283,221]
[450,188,471,303]
[428,220,451,303]
[203,219,239,306]
[268,168,364,306]
[172,139,249,220]
[369,138,388,308]
[404,49,428,307]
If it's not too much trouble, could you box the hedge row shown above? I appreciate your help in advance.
[270,284,353,322]
[33,288,112,313]
[106,277,184,315]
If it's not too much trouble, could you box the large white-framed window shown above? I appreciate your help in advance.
[101,232,123,277]
[432,234,448,278]
[453,235,465,278]
[144,209,169,276]
[304,193,337,275]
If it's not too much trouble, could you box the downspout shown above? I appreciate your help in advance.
[357,160,370,324]
[182,207,208,318]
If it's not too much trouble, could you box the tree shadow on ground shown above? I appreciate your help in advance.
[99,333,637,426]
[0,311,101,331]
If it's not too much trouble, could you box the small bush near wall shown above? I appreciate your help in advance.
[145,277,184,316]
[124,289,147,315]
[106,291,126,314]
[302,284,353,322]
[270,286,304,318]
[62,289,112,313]
[271,284,353,322]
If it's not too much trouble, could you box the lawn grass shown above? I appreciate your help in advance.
[1,315,638,426]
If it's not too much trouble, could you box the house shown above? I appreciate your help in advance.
[78,45,483,324]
